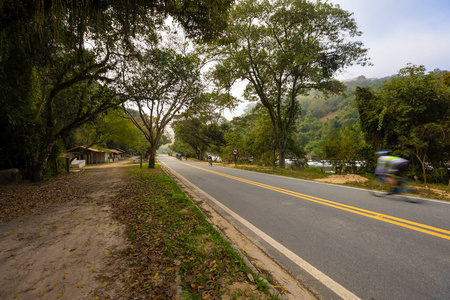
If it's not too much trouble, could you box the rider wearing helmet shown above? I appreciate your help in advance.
[374,150,391,179]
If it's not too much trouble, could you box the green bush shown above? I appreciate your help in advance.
[304,166,324,174]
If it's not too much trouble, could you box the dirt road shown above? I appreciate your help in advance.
[0,161,130,299]
[1,159,318,300]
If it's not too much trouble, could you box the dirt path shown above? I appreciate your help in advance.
[1,159,320,299]
[0,161,130,299]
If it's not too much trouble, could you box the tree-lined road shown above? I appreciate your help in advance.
[158,155,450,300]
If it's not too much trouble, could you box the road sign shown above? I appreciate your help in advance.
[232,148,238,155]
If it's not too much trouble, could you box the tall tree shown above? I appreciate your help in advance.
[122,48,202,168]
[0,0,233,181]
[0,16,123,181]
[209,0,369,168]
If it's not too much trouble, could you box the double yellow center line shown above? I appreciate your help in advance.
[182,161,450,241]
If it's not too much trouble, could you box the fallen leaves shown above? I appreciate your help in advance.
[0,171,85,223]
[0,162,272,299]
[110,167,268,299]
[0,163,135,300]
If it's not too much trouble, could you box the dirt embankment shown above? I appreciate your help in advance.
[0,161,130,299]
[315,174,369,184]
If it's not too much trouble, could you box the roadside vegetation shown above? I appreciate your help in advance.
[172,67,450,188]
[114,164,281,299]
[207,162,450,202]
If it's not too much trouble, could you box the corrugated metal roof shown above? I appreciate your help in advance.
[67,146,105,153]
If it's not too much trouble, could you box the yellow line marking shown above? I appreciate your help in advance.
[163,160,361,299]
[178,160,450,241]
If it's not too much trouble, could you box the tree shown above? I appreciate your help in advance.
[355,65,450,183]
[172,117,217,160]
[0,2,131,181]
[0,0,233,181]
[220,106,304,166]
[320,125,371,174]
[0,0,233,43]
[171,92,235,160]
[73,109,140,150]
[0,27,123,181]
[123,48,202,168]
[209,0,369,168]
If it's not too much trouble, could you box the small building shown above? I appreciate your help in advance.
[108,149,123,162]
[67,146,108,165]
[115,148,127,159]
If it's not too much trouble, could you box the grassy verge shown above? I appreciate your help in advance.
[115,165,279,299]
[233,165,329,181]
[229,164,450,201]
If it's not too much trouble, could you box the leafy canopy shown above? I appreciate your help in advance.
[355,64,450,183]
[209,0,369,167]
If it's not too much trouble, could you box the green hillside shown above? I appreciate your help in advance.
[294,76,393,159]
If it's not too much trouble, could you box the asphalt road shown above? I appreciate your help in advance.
[158,155,450,300]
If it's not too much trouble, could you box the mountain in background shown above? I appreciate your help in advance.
[294,75,395,158]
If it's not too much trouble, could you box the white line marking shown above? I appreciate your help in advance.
[159,158,361,300]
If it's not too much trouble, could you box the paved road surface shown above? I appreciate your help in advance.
[158,155,450,300]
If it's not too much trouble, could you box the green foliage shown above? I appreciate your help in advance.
[0,0,233,181]
[0,0,233,43]
[221,111,273,165]
[209,0,369,168]
[0,6,126,181]
[220,107,305,166]
[73,109,140,150]
[295,76,389,159]
[355,64,450,183]
[304,167,325,175]
[319,125,372,174]
[170,92,237,160]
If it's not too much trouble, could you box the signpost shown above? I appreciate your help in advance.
[232,148,238,165]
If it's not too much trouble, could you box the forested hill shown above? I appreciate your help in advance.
[295,75,394,158]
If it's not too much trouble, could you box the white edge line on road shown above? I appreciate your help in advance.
[159,158,361,300]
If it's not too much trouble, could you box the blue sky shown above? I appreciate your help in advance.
[331,0,450,79]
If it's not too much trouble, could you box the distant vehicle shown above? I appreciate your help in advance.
[209,155,222,162]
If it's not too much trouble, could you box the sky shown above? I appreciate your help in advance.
[224,0,450,119]
[331,0,450,80]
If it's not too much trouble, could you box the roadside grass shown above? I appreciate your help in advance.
[228,164,450,201]
[115,164,279,299]
[231,164,330,181]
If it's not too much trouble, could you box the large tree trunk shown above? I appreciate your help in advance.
[277,136,286,169]
[148,144,157,168]
[31,140,56,182]
[278,147,286,169]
